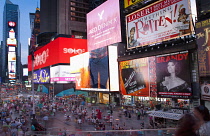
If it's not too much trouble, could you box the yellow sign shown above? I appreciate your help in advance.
[124,0,143,8]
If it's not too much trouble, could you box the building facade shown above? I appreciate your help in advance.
[1,0,21,83]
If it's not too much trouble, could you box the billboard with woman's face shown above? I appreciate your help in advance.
[156,51,192,98]
[119,51,192,98]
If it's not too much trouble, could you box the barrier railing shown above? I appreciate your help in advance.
[25,128,176,136]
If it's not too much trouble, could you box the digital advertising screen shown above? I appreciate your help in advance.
[119,51,192,98]
[50,65,76,83]
[196,18,210,77]
[70,52,90,90]
[8,52,16,61]
[23,68,28,76]
[8,46,16,52]
[33,68,50,84]
[108,46,119,91]
[87,0,121,51]
[28,37,87,71]
[126,0,193,49]
[71,47,115,91]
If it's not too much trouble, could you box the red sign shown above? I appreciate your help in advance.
[8,21,16,27]
[28,37,87,71]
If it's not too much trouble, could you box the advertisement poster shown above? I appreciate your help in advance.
[34,68,50,84]
[70,52,90,90]
[88,47,109,91]
[196,18,210,77]
[126,0,193,49]
[156,51,192,98]
[200,80,210,101]
[50,65,75,83]
[87,0,121,51]
[119,57,150,96]
[28,37,87,71]
[119,51,192,98]
[124,0,144,8]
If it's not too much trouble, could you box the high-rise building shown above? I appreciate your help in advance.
[40,0,89,39]
[1,0,21,83]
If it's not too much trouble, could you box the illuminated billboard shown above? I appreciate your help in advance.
[124,0,144,8]
[33,68,50,84]
[23,68,28,76]
[87,0,121,51]
[200,80,210,101]
[126,0,193,49]
[8,46,16,52]
[196,18,210,77]
[70,46,119,92]
[8,52,16,61]
[8,61,16,73]
[119,51,192,98]
[28,37,87,71]
[50,65,76,83]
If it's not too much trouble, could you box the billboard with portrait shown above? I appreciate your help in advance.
[119,51,192,98]
[50,65,76,83]
[28,37,87,71]
[87,0,121,51]
[156,51,192,98]
[126,0,193,49]
[33,68,50,84]
[196,18,210,77]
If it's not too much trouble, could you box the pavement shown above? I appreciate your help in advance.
[43,105,150,132]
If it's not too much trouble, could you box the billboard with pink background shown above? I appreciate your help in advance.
[87,0,121,51]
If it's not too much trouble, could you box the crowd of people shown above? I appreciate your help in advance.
[0,89,210,136]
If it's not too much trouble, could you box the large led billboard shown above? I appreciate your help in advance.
[28,37,87,71]
[200,79,210,101]
[126,0,193,49]
[70,46,119,92]
[87,0,121,51]
[50,65,76,83]
[196,18,210,77]
[33,68,50,84]
[119,51,192,98]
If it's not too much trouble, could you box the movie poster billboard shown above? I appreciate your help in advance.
[126,0,193,49]
[34,68,50,84]
[87,0,121,51]
[196,18,210,77]
[156,51,192,98]
[200,79,210,101]
[119,57,150,96]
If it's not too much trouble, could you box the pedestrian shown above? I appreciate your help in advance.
[193,105,210,136]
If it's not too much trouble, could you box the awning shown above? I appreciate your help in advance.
[148,110,183,120]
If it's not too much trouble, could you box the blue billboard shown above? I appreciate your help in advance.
[34,68,50,84]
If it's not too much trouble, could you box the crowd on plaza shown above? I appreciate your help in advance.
[0,90,209,136]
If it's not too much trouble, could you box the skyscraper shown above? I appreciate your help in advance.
[1,0,21,83]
